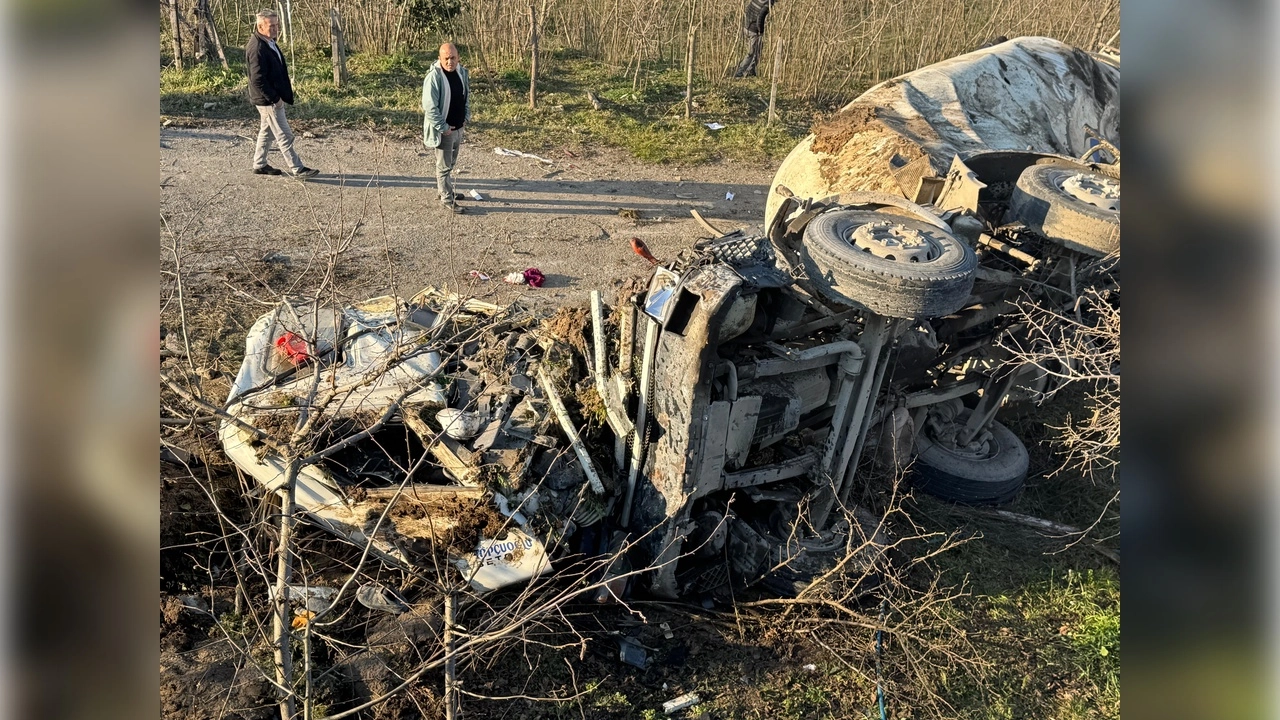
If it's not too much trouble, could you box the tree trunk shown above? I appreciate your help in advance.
[1088,0,1119,51]
[527,1,540,109]
[272,460,299,720]
[767,37,782,125]
[331,8,347,87]
[169,0,184,71]
[444,592,460,720]
[194,0,210,62]
[206,0,229,70]
[683,25,696,120]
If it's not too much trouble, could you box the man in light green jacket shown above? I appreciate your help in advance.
[423,42,471,213]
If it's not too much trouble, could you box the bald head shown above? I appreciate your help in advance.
[439,43,459,72]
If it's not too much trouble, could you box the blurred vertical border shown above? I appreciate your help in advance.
[7,0,158,717]
[1123,0,1273,718]
[0,0,1273,716]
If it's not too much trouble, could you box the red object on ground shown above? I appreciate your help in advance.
[523,268,546,288]
[275,332,310,366]
[630,237,658,264]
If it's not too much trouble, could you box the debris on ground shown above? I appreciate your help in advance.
[663,692,702,714]
[629,236,658,264]
[493,147,553,164]
[501,268,545,287]
[356,583,411,615]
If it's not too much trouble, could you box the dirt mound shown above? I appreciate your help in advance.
[541,305,592,356]
[810,104,880,154]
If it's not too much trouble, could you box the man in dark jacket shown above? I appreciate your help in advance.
[733,0,777,78]
[246,10,318,177]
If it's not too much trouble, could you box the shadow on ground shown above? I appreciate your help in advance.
[305,173,764,217]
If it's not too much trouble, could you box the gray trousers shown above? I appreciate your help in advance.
[253,101,304,172]
[435,128,464,200]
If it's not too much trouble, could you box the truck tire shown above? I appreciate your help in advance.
[911,415,1028,505]
[799,209,977,319]
[1007,164,1120,257]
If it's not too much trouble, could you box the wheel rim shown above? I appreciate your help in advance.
[1057,172,1120,212]
[845,220,945,263]
[925,418,999,462]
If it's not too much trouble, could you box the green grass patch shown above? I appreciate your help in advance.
[161,47,811,164]
[960,568,1120,720]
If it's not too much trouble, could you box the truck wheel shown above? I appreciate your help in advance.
[799,209,977,319]
[1007,164,1120,257]
[911,413,1028,505]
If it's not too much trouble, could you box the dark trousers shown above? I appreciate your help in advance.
[734,30,764,77]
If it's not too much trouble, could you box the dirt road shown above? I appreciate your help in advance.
[160,120,776,310]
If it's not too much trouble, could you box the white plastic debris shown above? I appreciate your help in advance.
[704,122,725,130]
[356,583,410,615]
[453,527,553,592]
[493,147,553,164]
[493,492,530,526]
[803,663,818,672]
[662,692,702,715]
[504,271,527,285]
[469,188,485,201]
[436,408,485,440]
[467,270,491,281]
[725,191,735,201]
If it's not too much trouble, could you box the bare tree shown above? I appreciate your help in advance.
[1000,264,1120,480]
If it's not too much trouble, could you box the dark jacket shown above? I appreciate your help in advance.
[246,32,294,106]
[743,0,775,34]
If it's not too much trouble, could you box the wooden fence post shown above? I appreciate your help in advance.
[767,38,782,125]
[684,25,696,120]
[527,0,542,109]
[330,8,348,87]
[169,0,184,71]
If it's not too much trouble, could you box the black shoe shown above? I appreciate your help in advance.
[253,165,283,176]
[441,199,465,214]
[293,167,320,179]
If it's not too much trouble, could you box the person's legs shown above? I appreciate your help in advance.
[253,106,274,169]
[734,31,763,77]
[262,101,304,172]
[435,131,462,201]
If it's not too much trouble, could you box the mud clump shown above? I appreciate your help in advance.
[246,410,302,448]
[811,104,881,154]
[440,495,510,554]
[541,305,592,357]
[390,500,427,520]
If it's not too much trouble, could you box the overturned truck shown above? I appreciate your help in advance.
[221,36,1118,600]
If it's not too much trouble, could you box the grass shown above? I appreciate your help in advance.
[161,46,818,164]
[908,394,1121,719]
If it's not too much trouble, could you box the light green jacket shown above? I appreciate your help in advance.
[422,61,471,149]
